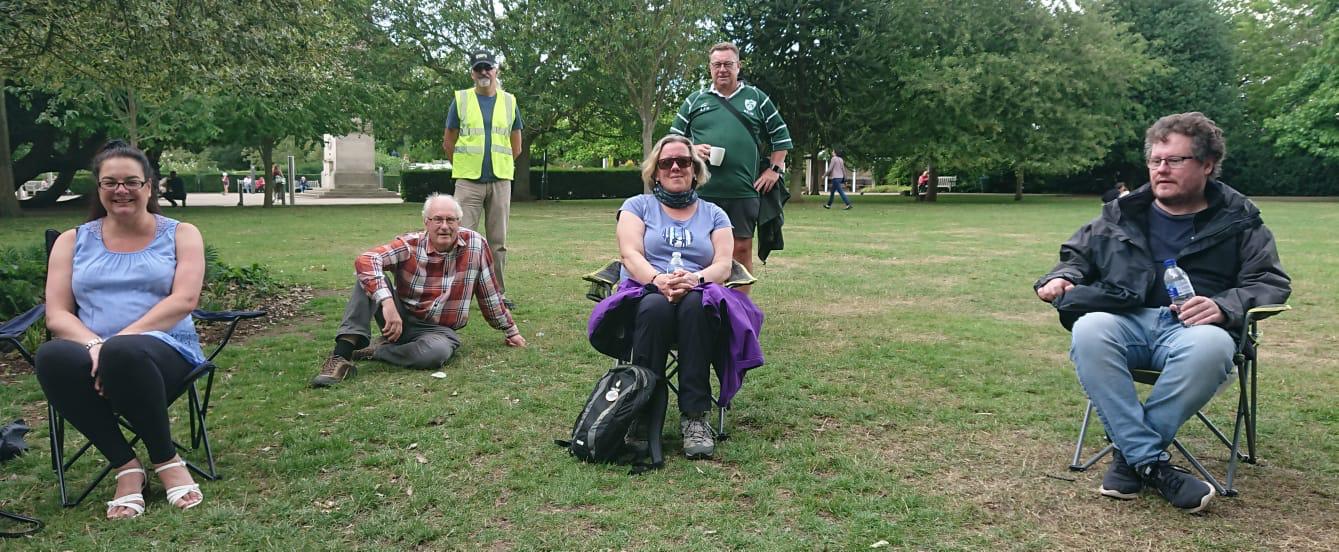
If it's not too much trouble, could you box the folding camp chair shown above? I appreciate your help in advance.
[1068,304,1291,496]
[0,229,266,507]
[582,259,756,441]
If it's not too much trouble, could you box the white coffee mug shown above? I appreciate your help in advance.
[709,146,725,166]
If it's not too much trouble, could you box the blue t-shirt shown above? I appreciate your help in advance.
[1145,203,1197,307]
[445,92,524,182]
[617,194,732,282]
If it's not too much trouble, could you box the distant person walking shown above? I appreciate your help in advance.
[162,171,187,207]
[823,148,853,210]
[221,172,230,195]
[442,48,523,310]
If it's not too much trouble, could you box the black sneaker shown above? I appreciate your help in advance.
[822,203,831,209]
[1099,450,1142,499]
[1138,460,1213,513]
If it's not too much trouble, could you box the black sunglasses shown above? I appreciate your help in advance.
[657,156,693,170]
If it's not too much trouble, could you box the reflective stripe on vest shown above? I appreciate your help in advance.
[453,89,517,180]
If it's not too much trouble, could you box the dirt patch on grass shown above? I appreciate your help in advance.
[854,422,1339,549]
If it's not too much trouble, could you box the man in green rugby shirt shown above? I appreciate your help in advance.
[670,42,792,289]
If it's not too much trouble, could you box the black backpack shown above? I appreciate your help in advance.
[557,363,665,473]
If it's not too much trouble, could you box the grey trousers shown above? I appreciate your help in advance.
[454,178,510,293]
[336,284,461,370]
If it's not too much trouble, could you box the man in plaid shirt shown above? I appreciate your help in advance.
[312,193,526,387]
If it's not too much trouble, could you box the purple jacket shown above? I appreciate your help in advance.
[587,280,764,407]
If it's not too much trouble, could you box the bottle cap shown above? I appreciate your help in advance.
[1163,259,1176,268]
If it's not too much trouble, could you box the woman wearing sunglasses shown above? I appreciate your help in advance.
[35,140,207,519]
[588,135,764,461]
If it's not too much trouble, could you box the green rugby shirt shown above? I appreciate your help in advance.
[669,84,792,199]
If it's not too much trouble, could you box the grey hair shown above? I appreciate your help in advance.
[640,134,712,189]
[422,193,463,219]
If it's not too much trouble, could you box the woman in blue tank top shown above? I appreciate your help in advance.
[34,140,208,519]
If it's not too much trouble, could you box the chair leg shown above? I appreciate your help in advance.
[1246,358,1258,463]
[1172,438,1233,497]
[1070,400,1113,471]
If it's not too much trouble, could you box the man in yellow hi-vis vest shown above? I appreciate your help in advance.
[443,49,523,309]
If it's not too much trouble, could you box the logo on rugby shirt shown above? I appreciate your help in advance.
[744,99,757,112]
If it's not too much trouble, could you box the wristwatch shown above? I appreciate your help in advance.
[696,272,706,284]
[769,164,784,174]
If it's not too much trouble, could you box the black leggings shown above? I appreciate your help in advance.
[35,335,196,466]
[632,291,717,414]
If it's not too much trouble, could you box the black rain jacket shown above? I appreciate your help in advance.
[1034,180,1291,341]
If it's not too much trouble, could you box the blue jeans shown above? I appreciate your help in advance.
[827,178,851,206]
[1070,307,1235,468]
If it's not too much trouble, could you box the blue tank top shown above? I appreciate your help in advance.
[72,215,205,366]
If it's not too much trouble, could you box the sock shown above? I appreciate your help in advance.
[333,338,356,360]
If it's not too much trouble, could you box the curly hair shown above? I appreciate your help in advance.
[1144,112,1226,178]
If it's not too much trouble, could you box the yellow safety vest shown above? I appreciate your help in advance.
[453,89,517,180]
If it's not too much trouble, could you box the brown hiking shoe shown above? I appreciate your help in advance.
[351,338,386,361]
[311,355,356,388]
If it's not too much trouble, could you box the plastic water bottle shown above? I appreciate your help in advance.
[668,251,686,274]
[1163,259,1196,305]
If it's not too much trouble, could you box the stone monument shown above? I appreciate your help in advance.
[308,123,399,199]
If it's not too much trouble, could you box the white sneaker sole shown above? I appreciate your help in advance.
[1098,485,1140,500]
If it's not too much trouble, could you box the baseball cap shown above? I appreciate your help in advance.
[469,49,497,70]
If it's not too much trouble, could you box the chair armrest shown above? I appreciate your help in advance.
[0,304,46,339]
[192,308,267,322]
[1246,304,1290,322]
[192,308,267,362]
[724,260,757,289]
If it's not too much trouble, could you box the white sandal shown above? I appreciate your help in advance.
[154,460,204,510]
[106,467,147,519]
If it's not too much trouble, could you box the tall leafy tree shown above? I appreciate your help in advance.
[564,0,716,157]
[1264,0,1339,163]
[1094,0,1241,182]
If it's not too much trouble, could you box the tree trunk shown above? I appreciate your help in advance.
[513,139,534,201]
[260,136,275,207]
[1014,166,1025,201]
[127,89,139,148]
[0,76,20,218]
[925,157,939,203]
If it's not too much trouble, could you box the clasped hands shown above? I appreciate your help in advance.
[652,269,698,303]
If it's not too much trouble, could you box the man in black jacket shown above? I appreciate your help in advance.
[1035,112,1290,514]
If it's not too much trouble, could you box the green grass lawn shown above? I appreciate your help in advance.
[1,194,1336,550]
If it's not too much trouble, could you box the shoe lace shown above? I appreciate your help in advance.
[683,419,711,442]
[319,357,345,377]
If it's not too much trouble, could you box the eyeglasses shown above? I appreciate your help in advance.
[657,156,693,170]
[1146,155,1194,169]
[472,64,495,73]
[710,61,736,70]
[97,179,146,190]
[426,216,461,226]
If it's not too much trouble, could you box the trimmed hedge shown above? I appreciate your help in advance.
[401,168,643,202]
[530,168,641,200]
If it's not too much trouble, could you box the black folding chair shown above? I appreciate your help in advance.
[0,229,265,507]
[1068,305,1291,496]
[582,259,757,441]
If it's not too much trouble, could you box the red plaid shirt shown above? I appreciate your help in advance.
[354,228,517,337]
